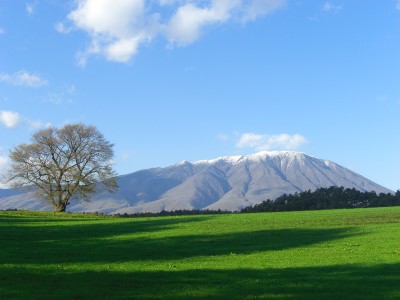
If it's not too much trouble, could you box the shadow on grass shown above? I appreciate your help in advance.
[0,212,354,264]
[1,213,395,299]
[0,213,210,236]
[1,264,399,299]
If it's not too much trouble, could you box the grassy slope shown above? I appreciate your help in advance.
[0,207,400,299]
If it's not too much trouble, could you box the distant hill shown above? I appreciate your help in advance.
[0,151,393,214]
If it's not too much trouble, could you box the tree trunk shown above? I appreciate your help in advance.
[55,203,66,213]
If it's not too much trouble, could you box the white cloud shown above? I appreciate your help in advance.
[322,2,342,14]
[55,22,73,34]
[0,111,20,128]
[0,110,50,130]
[158,0,179,5]
[241,0,286,22]
[166,1,239,46]
[61,0,285,64]
[0,70,48,87]
[26,120,52,130]
[26,2,35,15]
[236,133,308,151]
[41,84,76,105]
[42,92,74,105]
[105,36,143,62]
[67,0,154,64]
[397,0,400,10]
[236,133,265,148]
[164,0,286,46]
[69,0,145,37]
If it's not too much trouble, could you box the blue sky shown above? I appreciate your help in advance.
[0,0,399,190]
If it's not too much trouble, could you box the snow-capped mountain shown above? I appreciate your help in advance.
[0,151,393,214]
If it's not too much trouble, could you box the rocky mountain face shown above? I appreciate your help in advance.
[0,151,392,214]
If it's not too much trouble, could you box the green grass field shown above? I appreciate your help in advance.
[1,207,400,299]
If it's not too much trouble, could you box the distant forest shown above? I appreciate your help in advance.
[242,186,400,213]
[114,186,400,217]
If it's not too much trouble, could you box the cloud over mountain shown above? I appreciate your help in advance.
[236,133,308,151]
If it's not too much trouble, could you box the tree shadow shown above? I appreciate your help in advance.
[0,264,399,299]
[1,213,396,299]
[0,212,209,231]
[0,212,355,264]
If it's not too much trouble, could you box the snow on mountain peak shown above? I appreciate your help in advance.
[246,150,307,160]
[193,155,243,165]
[191,151,310,166]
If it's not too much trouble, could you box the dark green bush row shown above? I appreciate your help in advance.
[114,209,233,218]
[242,187,400,213]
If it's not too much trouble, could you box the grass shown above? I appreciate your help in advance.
[1,207,400,299]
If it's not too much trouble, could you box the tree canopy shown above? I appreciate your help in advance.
[3,123,118,212]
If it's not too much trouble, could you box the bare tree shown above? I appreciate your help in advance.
[3,123,118,212]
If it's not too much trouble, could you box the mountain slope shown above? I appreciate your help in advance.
[0,151,393,213]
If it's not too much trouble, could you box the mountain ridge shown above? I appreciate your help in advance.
[0,151,393,214]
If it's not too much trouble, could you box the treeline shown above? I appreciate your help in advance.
[114,187,400,217]
[114,209,233,218]
[242,186,400,213]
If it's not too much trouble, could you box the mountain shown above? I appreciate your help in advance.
[0,151,393,214]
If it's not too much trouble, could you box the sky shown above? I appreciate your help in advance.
[0,0,399,191]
